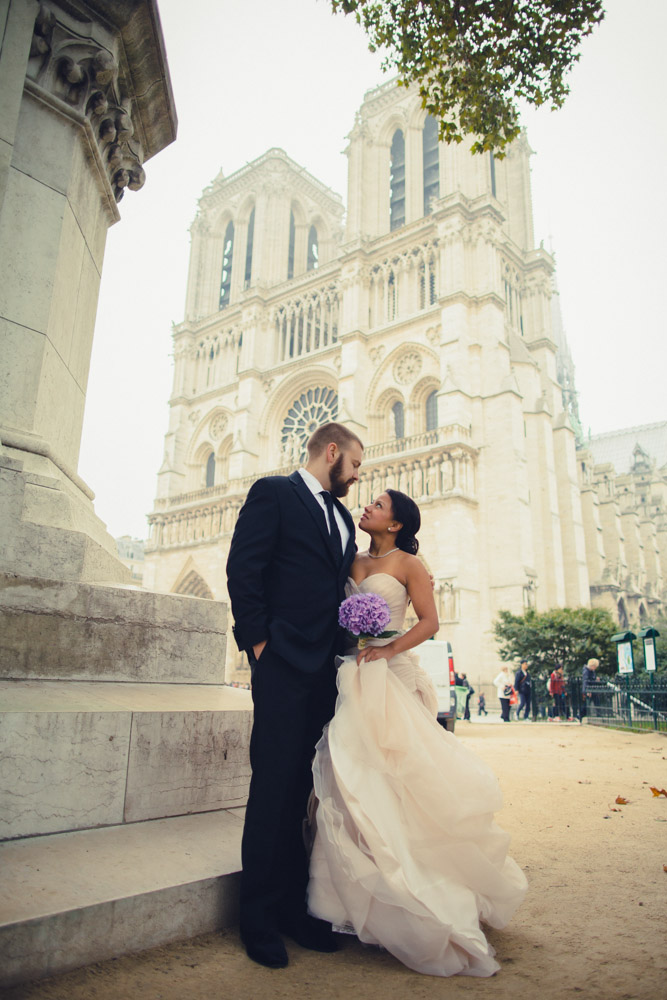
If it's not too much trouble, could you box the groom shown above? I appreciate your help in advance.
[226,421,363,969]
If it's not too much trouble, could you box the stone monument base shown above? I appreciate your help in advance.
[0,573,251,987]
[0,450,130,585]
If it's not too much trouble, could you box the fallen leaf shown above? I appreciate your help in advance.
[649,787,667,798]
[615,796,629,805]
[578,780,592,785]
[663,865,667,873]
[610,808,621,812]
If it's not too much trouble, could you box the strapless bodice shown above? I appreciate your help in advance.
[345,573,408,637]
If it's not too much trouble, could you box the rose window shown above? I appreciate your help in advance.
[281,387,338,462]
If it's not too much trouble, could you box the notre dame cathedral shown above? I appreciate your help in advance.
[143,79,666,682]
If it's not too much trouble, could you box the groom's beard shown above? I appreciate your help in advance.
[330,455,355,498]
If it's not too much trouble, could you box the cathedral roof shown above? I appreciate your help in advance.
[585,421,667,474]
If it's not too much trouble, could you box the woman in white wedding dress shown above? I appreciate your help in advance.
[307,489,527,977]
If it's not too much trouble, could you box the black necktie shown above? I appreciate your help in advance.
[321,491,343,562]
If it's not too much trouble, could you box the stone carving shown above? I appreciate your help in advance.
[188,410,200,425]
[28,4,147,203]
[369,346,385,365]
[262,376,275,394]
[394,352,423,384]
[209,413,228,440]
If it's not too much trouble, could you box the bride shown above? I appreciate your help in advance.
[307,489,527,977]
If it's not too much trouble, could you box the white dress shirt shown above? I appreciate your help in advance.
[298,467,350,552]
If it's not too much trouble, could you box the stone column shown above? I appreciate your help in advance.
[0,0,176,583]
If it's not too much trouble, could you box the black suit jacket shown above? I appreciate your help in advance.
[226,471,357,673]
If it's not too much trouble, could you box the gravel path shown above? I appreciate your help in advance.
[6,723,666,1000]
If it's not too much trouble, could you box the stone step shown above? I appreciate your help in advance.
[0,572,228,684]
[0,808,244,989]
[0,681,253,840]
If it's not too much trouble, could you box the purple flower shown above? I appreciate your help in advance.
[338,592,393,637]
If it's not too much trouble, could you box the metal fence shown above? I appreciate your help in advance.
[566,675,667,732]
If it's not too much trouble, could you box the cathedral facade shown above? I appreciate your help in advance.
[144,80,656,682]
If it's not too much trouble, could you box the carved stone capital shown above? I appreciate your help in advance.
[26,2,173,203]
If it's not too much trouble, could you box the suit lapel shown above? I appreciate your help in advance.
[289,471,339,565]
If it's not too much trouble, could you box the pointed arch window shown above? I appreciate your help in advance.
[205,452,215,488]
[390,129,406,231]
[307,225,319,271]
[426,390,438,431]
[219,221,234,309]
[392,400,405,439]
[287,210,295,280]
[422,115,439,214]
[244,207,255,288]
[489,152,497,198]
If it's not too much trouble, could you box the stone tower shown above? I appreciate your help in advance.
[145,81,591,681]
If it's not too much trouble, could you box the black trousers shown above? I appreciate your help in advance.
[240,645,338,936]
[499,697,510,722]
[517,691,531,718]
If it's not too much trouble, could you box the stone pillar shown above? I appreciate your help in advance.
[0,0,176,583]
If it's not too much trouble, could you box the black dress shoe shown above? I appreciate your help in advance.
[241,929,289,969]
[279,914,339,953]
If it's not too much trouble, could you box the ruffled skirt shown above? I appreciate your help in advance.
[307,651,527,977]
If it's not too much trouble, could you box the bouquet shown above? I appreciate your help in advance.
[338,592,398,649]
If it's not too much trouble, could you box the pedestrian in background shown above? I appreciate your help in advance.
[478,692,488,716]
[549,663,567,721]
[581,657,599,721]
[514,661,532,720]
[458,673,475,721]
[494,665,515,723]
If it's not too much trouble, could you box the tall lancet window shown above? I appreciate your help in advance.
[392,400,405,439]
[426,390,438,431]
[307,225,319,271]
[205,452,215,488]
[219,221,234,309]
[390,129,406,231]
[244,207,255,287]
[489,151,497,198]
[422,115,439,213]
[287,210,295,280]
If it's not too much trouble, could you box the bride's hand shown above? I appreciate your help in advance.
[357,642,395,665]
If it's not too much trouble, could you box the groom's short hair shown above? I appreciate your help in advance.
[307,422,363,458]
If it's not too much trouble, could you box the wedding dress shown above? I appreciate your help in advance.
[307,573,527,977]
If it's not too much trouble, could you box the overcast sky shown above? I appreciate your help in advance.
[79,0,667,540]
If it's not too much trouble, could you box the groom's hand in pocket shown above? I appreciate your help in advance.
[253,640,267,662]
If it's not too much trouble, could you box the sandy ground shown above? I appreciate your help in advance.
[5,722,667,1000]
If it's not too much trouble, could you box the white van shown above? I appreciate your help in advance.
[415,639,457,732]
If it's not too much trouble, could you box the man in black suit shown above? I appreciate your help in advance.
[226,422,363,969]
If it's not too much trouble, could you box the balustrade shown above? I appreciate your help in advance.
[149,428,478,551]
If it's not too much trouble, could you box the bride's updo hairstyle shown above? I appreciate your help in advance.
[386,489,420,555]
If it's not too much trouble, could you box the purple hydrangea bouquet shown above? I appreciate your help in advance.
[338,592,398,649]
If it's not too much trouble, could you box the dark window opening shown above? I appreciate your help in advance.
[426,390,438,431]
[422,115,439,214]
[489,152,496,198]
[390,130,406,231]
[219,221,234,309]
[244,207,255,287]
[307,225,319,271]
[206,452,215,488]
[392,400,405,439]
